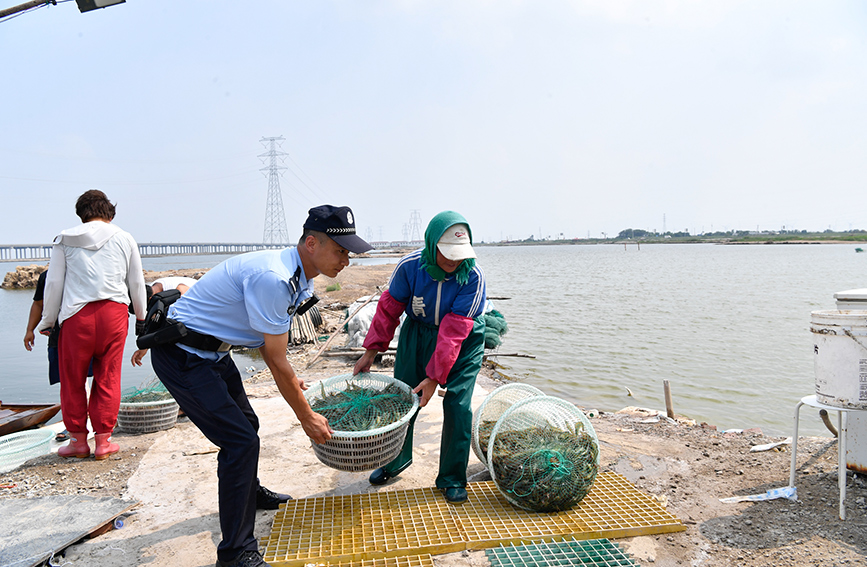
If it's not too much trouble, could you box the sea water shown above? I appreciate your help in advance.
[1,244,863,436]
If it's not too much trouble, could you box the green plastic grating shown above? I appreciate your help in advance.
[486,537,639,567]
[263,471,682,566]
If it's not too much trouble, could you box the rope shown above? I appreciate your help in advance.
[508,448,574,498]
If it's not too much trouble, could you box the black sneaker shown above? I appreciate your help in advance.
[256,485,292,510]
[215,550,266,567]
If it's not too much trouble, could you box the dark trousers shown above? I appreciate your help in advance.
[151,344,260,562]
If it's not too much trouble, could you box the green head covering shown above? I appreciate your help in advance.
[420,211,476,285]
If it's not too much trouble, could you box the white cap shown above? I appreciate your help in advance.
[437,223,477,261]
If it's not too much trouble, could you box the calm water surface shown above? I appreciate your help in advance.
[1,244,864,436]
[479,243,866,436]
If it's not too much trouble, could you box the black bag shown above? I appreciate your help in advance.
[136,289,186,349]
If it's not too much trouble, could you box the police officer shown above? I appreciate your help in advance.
[149,205,371,567]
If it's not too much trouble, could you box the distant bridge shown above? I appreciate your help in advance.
[0,242,290,262]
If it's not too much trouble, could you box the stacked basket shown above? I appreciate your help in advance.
[117,383,179,434]
[472,387,600,512]
[304,373,418,472]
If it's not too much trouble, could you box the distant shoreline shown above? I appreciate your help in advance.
[478,238,863,246]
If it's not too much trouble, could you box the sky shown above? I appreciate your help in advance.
[2,0,866,245]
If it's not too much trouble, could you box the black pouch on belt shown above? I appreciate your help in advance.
[136,318,189,349]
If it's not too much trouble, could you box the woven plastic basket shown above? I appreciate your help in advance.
[304,373,419,472]
[117,399,179,434]
[0,428,54,473]
[472,383,544,463]
[488,396,599,512]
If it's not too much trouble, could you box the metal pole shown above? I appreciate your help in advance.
[0,0,54,19]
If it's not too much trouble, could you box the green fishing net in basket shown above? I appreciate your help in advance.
[472,383,544,464]
[488,396,599,512]
[120,377,174,404]
[304,373,418,472]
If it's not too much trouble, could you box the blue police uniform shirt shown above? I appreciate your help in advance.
[168,247,313,360]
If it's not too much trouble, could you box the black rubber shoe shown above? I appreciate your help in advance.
[443,487,468,504]
[369,460,413,486]
[368,467,393,486]
[256,485,292,510]
[215,550,267,567]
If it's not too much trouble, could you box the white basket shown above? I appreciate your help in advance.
[305,373,419,472]
[117,399,179,434]
[472,383,544,463]
[0,428,54,473]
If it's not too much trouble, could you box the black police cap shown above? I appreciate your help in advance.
[303,205,372,254]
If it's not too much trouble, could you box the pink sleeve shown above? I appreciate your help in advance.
[362,291,407,352]
[425,312,475,385]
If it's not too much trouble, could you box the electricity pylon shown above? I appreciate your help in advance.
[259,136,290,245]
[408,210,423,241]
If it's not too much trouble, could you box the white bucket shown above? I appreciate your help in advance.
[811,310,867,409]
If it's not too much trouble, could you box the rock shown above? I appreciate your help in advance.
[1,263,47,289]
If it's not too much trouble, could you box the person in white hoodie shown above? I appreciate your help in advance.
[37,190,147,460]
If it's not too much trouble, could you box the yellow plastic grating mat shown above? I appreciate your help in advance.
[285,555,435,567]
[263,471,683,566]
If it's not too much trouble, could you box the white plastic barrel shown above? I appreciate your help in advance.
[811,310,867,409]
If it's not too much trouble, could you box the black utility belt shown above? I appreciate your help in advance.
[137,318,231,352]
[179,327,232,352]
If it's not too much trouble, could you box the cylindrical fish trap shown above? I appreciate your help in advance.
[116,381,179,434]
[488,396,599,512]
[471,383,544,464]
[304,373,418,472]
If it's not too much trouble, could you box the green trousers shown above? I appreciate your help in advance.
[383,316,485,488]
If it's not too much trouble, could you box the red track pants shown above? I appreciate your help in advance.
[58,300,129,434]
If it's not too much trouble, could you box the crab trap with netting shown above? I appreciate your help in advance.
[304,372,419,472]
[117,378,179,434]
[472,383,544,464]
[488,395,600,512]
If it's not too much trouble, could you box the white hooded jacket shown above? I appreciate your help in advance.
[37,220,147,332]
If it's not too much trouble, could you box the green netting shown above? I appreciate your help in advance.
[484,309,508,349]
[489,396,599,512]
[486,538,639,567]
[120,377,174,403]
[309,378,416,432]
